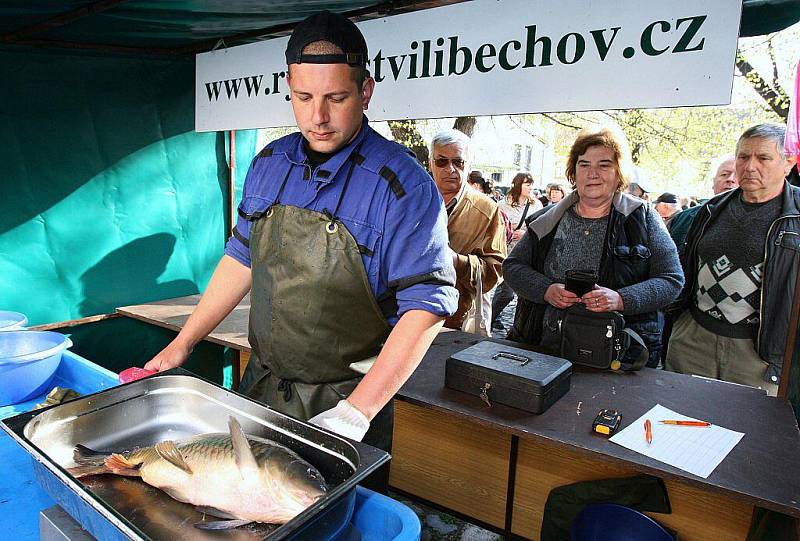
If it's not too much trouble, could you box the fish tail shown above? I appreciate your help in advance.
[67,445,141,478]
[67,464,110,478]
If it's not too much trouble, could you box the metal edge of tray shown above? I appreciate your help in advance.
[1,419,144,540]
[1,368,390,541]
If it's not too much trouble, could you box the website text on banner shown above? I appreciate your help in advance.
[195,0,741,131]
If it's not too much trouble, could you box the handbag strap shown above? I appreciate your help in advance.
[514,201,531,230]
[474,265,483,303]
[618,328,648,371]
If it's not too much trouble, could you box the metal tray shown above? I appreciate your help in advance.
[1,368,389,541]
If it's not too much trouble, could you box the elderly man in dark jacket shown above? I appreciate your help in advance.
[666,124,800,395]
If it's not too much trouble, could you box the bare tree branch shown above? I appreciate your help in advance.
[453,116,476,137]
[539,113,582,130]
[735,49,789,121]
[766,36,781,93]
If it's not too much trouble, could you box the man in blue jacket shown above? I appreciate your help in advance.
[145,11,457,453]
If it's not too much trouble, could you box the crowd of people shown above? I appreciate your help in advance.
[437,122,798,396]
[144,10,797,472]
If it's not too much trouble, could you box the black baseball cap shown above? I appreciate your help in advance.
[285,11,367,67]
[655,192,679,204]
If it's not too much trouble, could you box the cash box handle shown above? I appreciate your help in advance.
[492,351,531,366]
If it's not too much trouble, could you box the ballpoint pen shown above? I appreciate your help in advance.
[659,420,711,427]
[644,419,652,444]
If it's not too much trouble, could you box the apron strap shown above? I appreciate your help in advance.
[272,163,294,206]
[331,139,367,219]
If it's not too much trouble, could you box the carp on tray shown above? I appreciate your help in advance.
[67,416,328,529]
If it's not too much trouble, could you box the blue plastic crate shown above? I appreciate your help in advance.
[0,350,119,541]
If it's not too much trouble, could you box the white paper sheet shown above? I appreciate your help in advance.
[609,404,744,478]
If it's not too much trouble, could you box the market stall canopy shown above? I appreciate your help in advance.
[0,1,462,56]
[740,0,800,37]
[0,0,797,57]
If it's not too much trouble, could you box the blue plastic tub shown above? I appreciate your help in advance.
[0,331,72,406]
[0,311,28,330]
[571,503,674,541]
[351,487,421,541]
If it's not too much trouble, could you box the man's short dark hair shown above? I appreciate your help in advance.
[737,123,787,161]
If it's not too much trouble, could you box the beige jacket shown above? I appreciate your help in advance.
[445,187,507,329]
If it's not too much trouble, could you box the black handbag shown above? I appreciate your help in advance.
[559,305,648,371]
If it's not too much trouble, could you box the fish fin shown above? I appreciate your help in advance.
[194,506,239,520]
[104,453,141,477]
[228,416,259,478]
[154,441,193,474]
[194,519,253,530]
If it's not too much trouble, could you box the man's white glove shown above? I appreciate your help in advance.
[308,400,370,441]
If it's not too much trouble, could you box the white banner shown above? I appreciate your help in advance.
[195,0,742,131]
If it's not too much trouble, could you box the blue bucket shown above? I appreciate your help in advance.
[571,503,674,541]
[0,331,72,406]
[0,311,28,331]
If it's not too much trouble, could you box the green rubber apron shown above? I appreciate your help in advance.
[239,145,394,451]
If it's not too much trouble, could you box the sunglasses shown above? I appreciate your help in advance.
[433,157,466,170]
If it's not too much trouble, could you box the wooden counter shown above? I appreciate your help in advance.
[117,294,251,352]
[390,331,800,540]
[117,296,800,540]
[117,295,252,385]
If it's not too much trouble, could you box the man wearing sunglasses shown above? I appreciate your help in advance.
[429,129,507,331]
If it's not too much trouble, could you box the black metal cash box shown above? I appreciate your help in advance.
[445,341,572,414]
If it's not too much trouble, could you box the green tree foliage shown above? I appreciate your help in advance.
[534,103,779,197]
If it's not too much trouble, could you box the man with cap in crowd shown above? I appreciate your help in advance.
[669,156,737,254]
[627,182,647,199]
[665,124,799,395]
[144,10,457,467]
[653,192,682,228]
[627,167,651,201]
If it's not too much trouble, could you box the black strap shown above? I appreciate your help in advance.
[619,328,649,371]
[379,166,406,199]
[256,147,273,160]
[231,226,250,247]
[515,201,531,230]
[272,164,295,207]
[298,53,365,66]
[595,211,615,285]
[332,139,367,219]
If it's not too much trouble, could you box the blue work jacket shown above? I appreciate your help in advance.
[225,118,458,324]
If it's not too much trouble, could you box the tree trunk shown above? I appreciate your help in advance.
[735,50,789,121]
[453,116,477,137]
[387,119,429,167]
